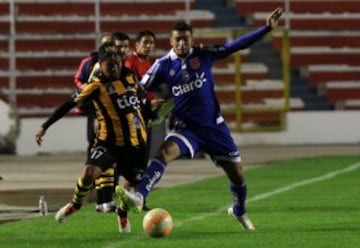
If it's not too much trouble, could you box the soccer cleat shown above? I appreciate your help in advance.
[95,204,102,212]
[96,202,116,213]
[227,207,255,231]
[117,216,131,233]
[115,185,143,213]
[55,203,78,223]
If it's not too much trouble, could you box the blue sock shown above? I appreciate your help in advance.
[138,157,167,199]
[230,182,247,216]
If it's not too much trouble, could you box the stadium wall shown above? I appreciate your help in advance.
[17,111,360,155]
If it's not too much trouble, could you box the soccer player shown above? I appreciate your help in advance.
[35,42,164,231]
[88,32,132,213]
[115,7,283,231]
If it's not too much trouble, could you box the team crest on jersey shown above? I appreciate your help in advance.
[189,57,200,69]
[182,70,190,81]
[106,83,116,95]
[169,69,175,76]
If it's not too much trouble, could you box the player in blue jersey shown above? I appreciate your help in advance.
[116,7,283,231]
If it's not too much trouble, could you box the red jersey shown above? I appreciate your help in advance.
[125,51,155,100]
[125,51,154,81]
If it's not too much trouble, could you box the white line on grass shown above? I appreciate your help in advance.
[178,161,360,224]
[103,161,360,247]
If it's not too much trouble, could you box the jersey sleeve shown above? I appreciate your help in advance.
[73,79,100,104]
[41,98,77,130]
[140,59,165,91]
[212,25,271,60]
[41,81,100,130]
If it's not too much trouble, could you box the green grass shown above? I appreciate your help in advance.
[1,156,360,248]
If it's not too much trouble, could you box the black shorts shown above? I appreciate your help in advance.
[87,140,147,184]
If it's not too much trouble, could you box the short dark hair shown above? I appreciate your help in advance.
[172,22,192,34]
[98,41,119,61]
[136,30,156,42]
[112,32,130,42]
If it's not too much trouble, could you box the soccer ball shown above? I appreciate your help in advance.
[143,208,173,238]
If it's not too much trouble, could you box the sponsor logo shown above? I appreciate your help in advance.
[172,72,206,96]
[106,84,116,95]
[116,95,141,110]
[145,171,162,191]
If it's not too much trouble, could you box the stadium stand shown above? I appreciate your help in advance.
[1,0,316,129]
[235,0,360,110]
[0,0,217,117]
[325,81,360,106]
[235,0,360,14]
[307,65,360,85]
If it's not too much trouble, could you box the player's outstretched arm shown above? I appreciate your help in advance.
[266,7,283,29]
[35,99,77,146]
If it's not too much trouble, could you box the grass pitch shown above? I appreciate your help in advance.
[0,156,359,248]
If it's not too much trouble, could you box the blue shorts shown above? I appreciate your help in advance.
[166,121,241,165]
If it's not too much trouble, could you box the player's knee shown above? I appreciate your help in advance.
[83,165,102,183]
[157,140,180,161]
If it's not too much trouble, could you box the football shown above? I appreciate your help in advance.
[142,208,173,238]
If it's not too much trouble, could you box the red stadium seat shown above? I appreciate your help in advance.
[325,81,360,104]
[272,31,360,50]
[290,47,360,67]
[306,65,360,86]
[235,0,360,14]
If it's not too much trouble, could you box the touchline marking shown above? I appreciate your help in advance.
[103,162,360,247]
[247,161,360,203]
[179,161,360,225]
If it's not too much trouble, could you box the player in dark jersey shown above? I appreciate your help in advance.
[35,42,165,230]
[87,32,132,214]
[115,7,283,231]
[93,32,131,213]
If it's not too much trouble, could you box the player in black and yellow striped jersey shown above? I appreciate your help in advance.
[35,42,165,228]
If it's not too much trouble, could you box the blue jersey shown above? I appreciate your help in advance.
[141,25,271,128]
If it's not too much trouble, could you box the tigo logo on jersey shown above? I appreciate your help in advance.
[116,95,140,110]
[172,72,206,96]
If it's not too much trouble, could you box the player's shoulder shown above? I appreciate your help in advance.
[155,52,172,65]
[121,67,137,84]
[87,75,102,86]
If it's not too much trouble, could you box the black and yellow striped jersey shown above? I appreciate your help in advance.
[42,68,148,147]
[79,70,147,147]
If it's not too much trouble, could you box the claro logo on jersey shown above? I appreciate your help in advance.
[116,94,141,110]
[172,72,206,96]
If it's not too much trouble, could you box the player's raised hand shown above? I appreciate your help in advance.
[266,7,283,29]
[35,127,46,146]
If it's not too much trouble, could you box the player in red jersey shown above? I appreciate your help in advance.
[125,30,156,83]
